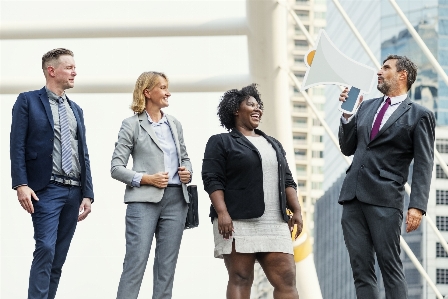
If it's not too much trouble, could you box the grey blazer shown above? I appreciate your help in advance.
[338,97,435,213]
[111,112,192,203]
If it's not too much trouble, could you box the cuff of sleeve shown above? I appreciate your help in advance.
[204,183,224,195]
[13,184,28,190]
[132,173,143,188]
[341,114,355,124]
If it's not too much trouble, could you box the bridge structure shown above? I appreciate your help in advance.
[1,0,448,298]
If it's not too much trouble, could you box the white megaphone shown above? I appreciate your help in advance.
[301,30,377,114]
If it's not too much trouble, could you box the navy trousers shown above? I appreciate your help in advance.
[28,182,82,299]
[341,199,407,299]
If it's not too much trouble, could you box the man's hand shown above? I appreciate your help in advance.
[17,185,38,214]
[78,198,92,222]
[339,87,363,120]
[178,166,191,184]
[406,208,423,233]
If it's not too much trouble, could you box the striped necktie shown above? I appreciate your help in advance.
[58,97,72,175]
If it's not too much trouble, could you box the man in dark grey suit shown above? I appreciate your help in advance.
[338,55,435,299]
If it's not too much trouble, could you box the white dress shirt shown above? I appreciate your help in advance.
[341,94,408,130]
[132,111,181,187]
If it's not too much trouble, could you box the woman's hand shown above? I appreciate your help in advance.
[141,172,169,188]
[178,166,191,184]
[288,211,303,240]
[217,211,234,240]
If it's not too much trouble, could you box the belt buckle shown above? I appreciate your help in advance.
[62,178,69,185]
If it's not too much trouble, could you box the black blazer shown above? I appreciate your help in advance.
[339,96,435,213]
[201,129,297,222]
[10,87,94,200]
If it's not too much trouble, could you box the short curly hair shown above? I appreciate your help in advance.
[217,84,263,131]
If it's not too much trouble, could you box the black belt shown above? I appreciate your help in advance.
[50,174,81,187]
[167,184,182,188]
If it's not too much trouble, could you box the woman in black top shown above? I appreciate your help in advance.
[202,84,303,299]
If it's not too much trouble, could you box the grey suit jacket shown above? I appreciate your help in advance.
[111,112,192,203]
[338,96,435,213]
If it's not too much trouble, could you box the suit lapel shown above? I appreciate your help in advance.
[372,97,411,141]
[138,112,163,151]
[66,96,81,137]
[231,129,261,159]
[166,115,181,161]
[39,87,54,128]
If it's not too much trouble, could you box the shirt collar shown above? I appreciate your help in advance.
[145,110,168,125]
[384,93,407,106]
[45,86,67,103]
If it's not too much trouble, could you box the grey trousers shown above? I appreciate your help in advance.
[341,199,407,299]
[116,187,188,299]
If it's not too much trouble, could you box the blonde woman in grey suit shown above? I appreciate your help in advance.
[111,72,192,299]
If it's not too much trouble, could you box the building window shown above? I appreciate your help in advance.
[312,151,323,158]
[312,135,323,143]
[293,117,307,128]
[296,165,307,176]
[437,165,448,179]
[295,149,307,159]
[436,243,448,258]
[436,139,448,153]
[294,40,309,49]
[312,166,323,174]
[294,55,305,65]
[294,71,305,80]
[312,118,321,126]
[436,216,448,231]
[436,268,448,284]
[437,190,448,205]
[294,10,309,20]
[297,180,306,188]
[293,133,307,144]
[295,25,310,35]
[311,182,322,190]
[293,103,307,113]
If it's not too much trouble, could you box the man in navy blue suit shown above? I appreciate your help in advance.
[10,48,94,299]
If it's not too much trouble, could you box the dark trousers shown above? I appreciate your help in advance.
[341,199,407,299]
[28,182,82,299]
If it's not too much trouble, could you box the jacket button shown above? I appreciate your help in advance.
[361,165,364,169]
[49,154,52,157]
[366,147,370,150]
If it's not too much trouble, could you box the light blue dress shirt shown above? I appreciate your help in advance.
[132,112,181,187]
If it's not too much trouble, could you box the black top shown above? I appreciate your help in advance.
[201,128,297,222]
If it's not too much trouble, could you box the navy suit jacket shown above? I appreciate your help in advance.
[338,96,435,213]
[10,87,94,200]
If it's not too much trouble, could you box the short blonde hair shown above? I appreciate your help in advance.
[131,72,168,113]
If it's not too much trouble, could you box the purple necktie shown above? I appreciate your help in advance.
[370,97,391,141]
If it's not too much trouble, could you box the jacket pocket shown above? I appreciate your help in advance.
[25,151,37,161]
[379,169,403,184]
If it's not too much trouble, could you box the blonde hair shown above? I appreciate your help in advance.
[131,72,168,113]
